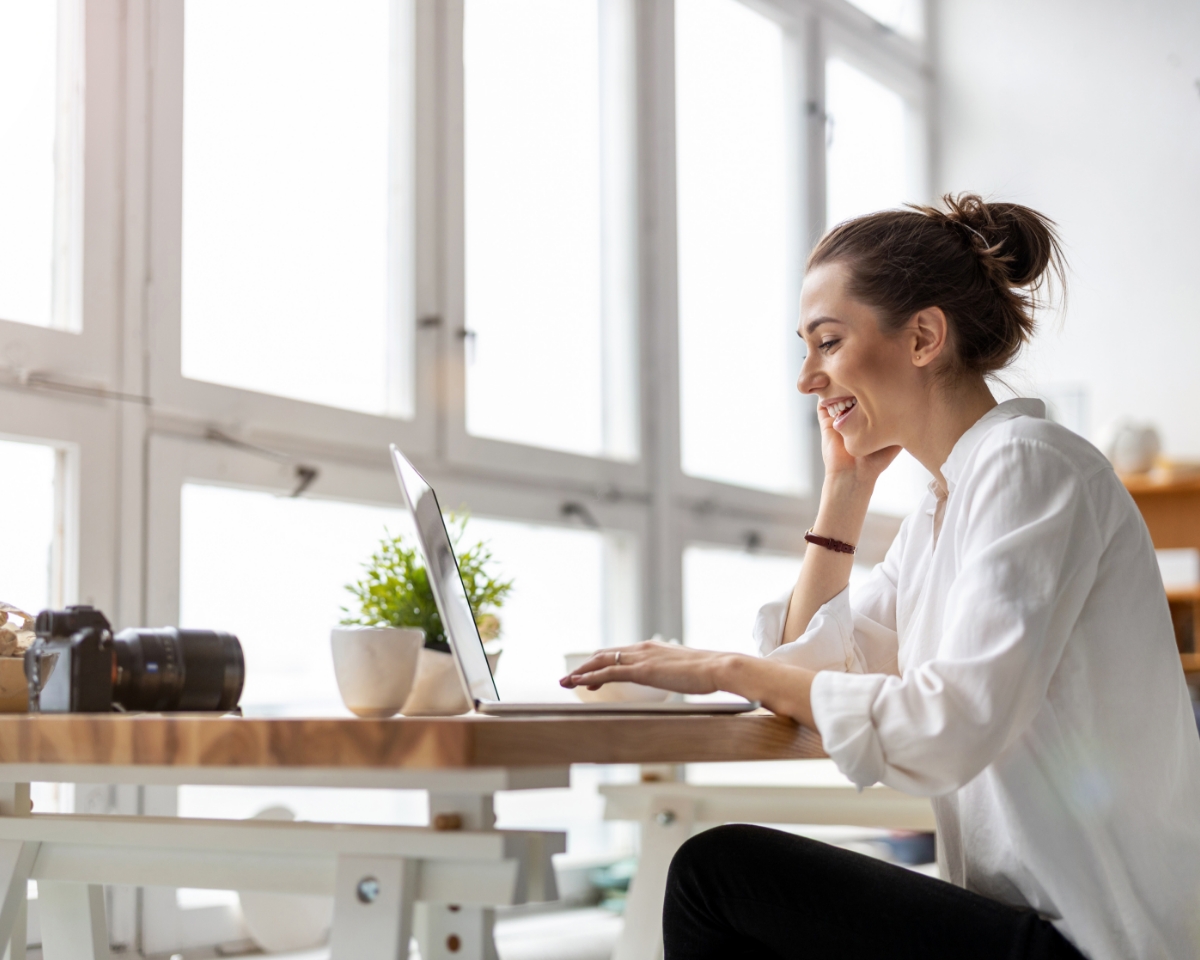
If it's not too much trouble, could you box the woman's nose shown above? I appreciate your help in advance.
[797,355,826,395]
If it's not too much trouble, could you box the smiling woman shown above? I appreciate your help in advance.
[564,196,1200,960]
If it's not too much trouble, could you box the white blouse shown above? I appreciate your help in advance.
[756,399,1200,960]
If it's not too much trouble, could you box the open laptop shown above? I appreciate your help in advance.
[390,444,757,715]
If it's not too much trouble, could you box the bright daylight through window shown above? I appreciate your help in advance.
[179,483,406,714]
[0,1,81,331]
[0,440,59,613]
[683,545,801,658]
[0,0,933,948]
[181,0,412,416]
[825,55,931,516]
[676,0,808,494]
[464,0,637,459]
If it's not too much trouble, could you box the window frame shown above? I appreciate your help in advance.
[0,0,929,951]
[135,0,926,641]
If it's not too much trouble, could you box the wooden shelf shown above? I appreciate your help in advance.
[1121,466,1200,495]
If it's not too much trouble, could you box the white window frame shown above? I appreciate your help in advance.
[0,0,928,951]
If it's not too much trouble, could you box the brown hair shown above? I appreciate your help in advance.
[808,193,1065,376]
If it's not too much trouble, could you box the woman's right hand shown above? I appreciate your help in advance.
[781,405,901,644]
[816,401,902,490]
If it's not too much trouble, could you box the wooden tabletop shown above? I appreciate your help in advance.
[0,713,823,770]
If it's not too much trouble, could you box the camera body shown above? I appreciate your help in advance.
[25,605,245,714]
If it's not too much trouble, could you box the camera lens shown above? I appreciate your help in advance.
[113,628,244,712]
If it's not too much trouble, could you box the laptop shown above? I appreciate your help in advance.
[390,444,757,715]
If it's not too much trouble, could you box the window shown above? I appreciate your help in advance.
[463,0,637,459]
[869,450,933,518]
[0,1,82,330]
[844,0,924,40]
[180,0,411,416]
[0,1,929,952]
[825,56,909,228]
[676,0,809,494]
[824,53,928,517]
[0,439,60,612]
[179,483,408,713]
[683,545,802,657]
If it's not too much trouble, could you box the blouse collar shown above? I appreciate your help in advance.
[938,398,1047,495]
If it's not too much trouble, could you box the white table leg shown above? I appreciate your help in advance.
[0,785,33,960]
[0,840,36,955]
[613,798,695,960]
[1,899,24,960]
[330,855,417,960]
[416,791,501,960]
[38,883,109,960]
[415,904,498,960]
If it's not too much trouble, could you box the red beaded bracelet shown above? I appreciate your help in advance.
[804,529,857,555]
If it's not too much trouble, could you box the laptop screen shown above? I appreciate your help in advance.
[389,445,501,704]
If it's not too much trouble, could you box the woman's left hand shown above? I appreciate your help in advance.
[559,639,730,696]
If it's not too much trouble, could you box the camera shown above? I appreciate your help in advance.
[25,605,245,713]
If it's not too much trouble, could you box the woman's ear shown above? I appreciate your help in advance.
[910,306,949,368]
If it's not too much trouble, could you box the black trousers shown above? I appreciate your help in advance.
[662,824,1088,960]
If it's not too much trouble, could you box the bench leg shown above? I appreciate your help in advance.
[39,883,109,960]
[613,799,695,960]
[330,855,417,960]
[0,840,36,960]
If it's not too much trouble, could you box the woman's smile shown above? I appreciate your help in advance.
[822,395,859,430]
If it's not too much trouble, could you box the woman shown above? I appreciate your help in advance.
[561,195,1200,959]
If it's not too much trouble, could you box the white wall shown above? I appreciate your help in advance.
[935,0,1200,455]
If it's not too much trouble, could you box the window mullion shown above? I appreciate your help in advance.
[640,0,685,643]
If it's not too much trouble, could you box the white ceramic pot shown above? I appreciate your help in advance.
[402,647,502,716]
[330,626,423,718]
[1103,420,1161,475]
[563,651,670,704]
[238,806,333,952]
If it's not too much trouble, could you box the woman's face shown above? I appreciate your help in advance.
[797,261,924,458]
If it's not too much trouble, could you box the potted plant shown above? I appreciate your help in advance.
[340,515,512,715]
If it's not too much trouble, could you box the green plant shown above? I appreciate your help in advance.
[341,514,513,652]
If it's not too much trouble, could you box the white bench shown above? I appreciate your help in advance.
[602,762,935,960]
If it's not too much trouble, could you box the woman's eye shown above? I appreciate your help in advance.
[819,339,840,353]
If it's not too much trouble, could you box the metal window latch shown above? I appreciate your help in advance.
[204,428,319,498]
[456,327,478,363]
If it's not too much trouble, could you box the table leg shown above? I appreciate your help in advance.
[1,900,24,960]
[415,904,498,960]
[0,840,36,955]
[38,883,109,960]
[416,791,501,960]
[0,785,34,960]
[613,798,695,960]
[329,855,417,960]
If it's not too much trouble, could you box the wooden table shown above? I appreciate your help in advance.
[0,713,820,960]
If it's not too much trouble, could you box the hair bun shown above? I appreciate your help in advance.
[942,193,1062,290]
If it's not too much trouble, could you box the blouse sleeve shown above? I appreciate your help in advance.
[753,521,907,675]
[811,438,1102,796]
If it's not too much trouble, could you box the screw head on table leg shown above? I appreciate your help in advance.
[357,877,381,904]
